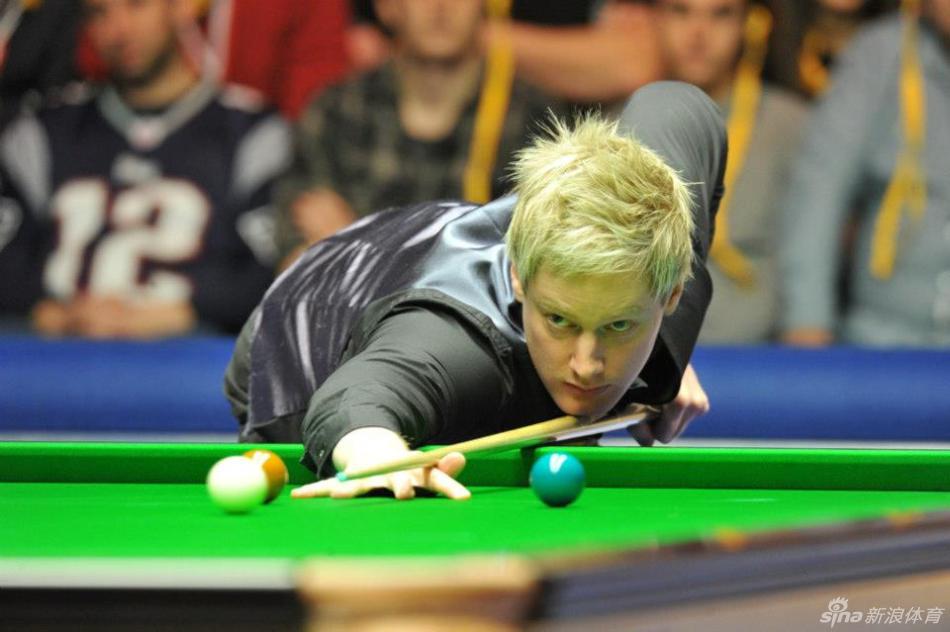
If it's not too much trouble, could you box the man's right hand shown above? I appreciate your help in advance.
[291,427,471,501]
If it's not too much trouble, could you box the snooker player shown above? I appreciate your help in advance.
[225,82,725,500]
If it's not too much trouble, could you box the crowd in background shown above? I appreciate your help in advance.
[0,0,947,348]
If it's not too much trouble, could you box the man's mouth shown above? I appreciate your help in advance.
[563,383,609,397]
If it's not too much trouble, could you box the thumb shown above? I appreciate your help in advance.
[627,420,656,447]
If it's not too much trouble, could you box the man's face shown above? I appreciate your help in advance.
[657,0,746,93]
[513,265,681,420]
[85,0,181,88]
[377,0,483,63]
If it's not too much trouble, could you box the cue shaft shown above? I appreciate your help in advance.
[336,405,659,482]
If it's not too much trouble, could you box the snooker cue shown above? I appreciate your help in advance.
[336,405,660,482]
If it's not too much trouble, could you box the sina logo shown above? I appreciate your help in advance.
[820,597,864,627]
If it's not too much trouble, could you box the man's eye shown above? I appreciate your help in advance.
[547,314,570,328]
[607,320,634,333]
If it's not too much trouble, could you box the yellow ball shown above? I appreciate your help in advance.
[244,449,289,503]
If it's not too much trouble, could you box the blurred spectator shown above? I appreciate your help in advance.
[347,0,600,71]
[79,0,351,120]
[765,0,898,98]
[349,1,662,105]
[0,0,290,337]
[352,0,598,26]
[481,0,664,104]
[0,0,84,131]
[781,0,950,347]
[277,0,559,259]
[657,0,809,343]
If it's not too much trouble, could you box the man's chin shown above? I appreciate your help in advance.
[407,43,472,65]
[554,398,613,420]
[108,43,178,92]
[672,67,718,90]
[111,69,154,90]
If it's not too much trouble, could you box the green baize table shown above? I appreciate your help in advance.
[2,442,950,631]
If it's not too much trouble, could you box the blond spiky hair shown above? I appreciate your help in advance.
[505,114,694,300]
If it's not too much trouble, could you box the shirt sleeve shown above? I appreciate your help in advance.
[300,306,511,477]
[617,81,727,402]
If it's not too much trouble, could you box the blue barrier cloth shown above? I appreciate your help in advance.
[687,346,950,441]
[0,337,948,440]
[0,336,236,433]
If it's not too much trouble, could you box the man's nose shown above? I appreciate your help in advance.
[569,333,605,382]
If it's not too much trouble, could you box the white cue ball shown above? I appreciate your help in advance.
[206,456,268,514]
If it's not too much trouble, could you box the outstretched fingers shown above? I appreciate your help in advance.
[291,454,471,501]
[291,477,338,499]
[390,471,417,500]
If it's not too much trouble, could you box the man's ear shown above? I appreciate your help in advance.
[663,283,684,316]
[510,264,525,302]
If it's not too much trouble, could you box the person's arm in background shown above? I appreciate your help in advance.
[779,24,894,346]
[292,306,511,500]
[482,2,663,103]
[273,87,358,267]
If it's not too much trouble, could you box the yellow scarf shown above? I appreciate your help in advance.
[869,0,927,279]
[463,0,515,203]
[709,4,772,288]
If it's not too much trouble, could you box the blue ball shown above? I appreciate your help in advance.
[530,452,585,507]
